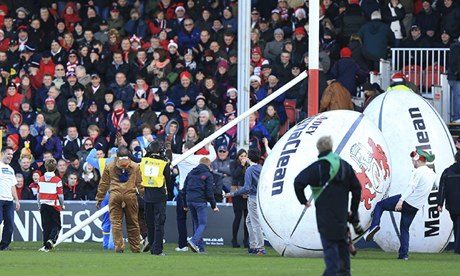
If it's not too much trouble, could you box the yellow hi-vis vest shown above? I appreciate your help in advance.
[387,84,412,92]
[98,158,107,174]
[140,157,167,188]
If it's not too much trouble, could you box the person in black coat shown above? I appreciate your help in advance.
[230,149,250,248]
[438,151,460,254]
[294,136,362,275]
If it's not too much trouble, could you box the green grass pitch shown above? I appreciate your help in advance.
[1,242,459,275]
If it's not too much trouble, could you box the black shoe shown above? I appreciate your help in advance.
[231,240,241,248]
[364,225,380,242]
[0,247,11,251]
[243,241,249,248]
[45,240,54,250]
[116,250,124,253]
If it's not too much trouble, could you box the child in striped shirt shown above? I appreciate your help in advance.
[38,158,65,252]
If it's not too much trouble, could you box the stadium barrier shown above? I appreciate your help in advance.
[13,201,241,246]
[51,71,309,248]
[390,48,449,97]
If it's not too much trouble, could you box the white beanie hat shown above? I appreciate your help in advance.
[168,40,178,49]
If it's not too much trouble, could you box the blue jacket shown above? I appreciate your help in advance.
[256,83,287,124]
[358,19,395,60]
[35,135,63,161]
[170,83,199,111]
[178,28,201,51]
[233,164,262,198]
[109,83,134,110]
[330,57,368,96]
[124,19,148,38]
[183,163,216,209]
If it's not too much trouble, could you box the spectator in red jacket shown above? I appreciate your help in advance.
[2,82,24,112]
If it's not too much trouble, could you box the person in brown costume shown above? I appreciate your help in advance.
[96,146,144,253]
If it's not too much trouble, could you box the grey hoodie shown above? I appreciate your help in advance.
[232,163,262,198]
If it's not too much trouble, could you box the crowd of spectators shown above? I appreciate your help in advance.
[1,0,458,202]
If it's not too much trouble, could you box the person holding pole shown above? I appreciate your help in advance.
[0,146,20,251]
[294,136,362,275]
[95,146,144,253]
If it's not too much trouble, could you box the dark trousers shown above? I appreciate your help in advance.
[232,197,249,245]
[176,196,188,248]
[0,200,14,250]
[320,235,350,276]
[40,204,61,248]
[370,194,418,258]
[145,201,166,254]
[188,202,208,251]
[450,212,460,254]
[137,196,147,239]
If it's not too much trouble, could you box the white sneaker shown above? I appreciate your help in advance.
[141,237,150,253]
[175,246,189,252]
[38,247,49,252]
[363,225,381,242]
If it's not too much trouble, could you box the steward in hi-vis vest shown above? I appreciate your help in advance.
[142,140,171,255]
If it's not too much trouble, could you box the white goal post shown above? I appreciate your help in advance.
[52,70,308,247]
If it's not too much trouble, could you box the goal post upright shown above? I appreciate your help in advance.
[308,0,320,117]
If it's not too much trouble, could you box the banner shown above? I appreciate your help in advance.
[13,201,239,246]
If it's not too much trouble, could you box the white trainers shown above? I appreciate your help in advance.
[38,247,49,252]
[175,246,189,252]
[363,225,381,242]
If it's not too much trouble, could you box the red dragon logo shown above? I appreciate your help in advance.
[350,138,390,210]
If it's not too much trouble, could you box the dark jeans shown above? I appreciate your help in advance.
[145,201,166,254]
[40,204,61,249]
[0,200,14,250]
[188,202,208,250]
[232,196,249,245]
[370,194,418,258]
[176,196,188,248]
[450,212,460,254]
[320,235,350,276]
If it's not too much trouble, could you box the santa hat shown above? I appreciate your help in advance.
[250,75,262,84]
[410,149,435,163]
[251,47,262,55]
[391,72,405,82]
[340,47,352,58]
[227,87,238,96]
[168,40,178,49]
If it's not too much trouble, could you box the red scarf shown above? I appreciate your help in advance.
[111,108,125,129]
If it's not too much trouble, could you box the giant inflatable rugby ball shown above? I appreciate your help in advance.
[258,110,391,257]
[364,89,454,253]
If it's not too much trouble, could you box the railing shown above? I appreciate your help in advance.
[391,48,449,97]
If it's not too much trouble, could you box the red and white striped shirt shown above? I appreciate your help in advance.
[38,172,63,211]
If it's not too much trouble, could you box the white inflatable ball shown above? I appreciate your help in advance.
[364,89,454,253]
[258,110,391,257]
